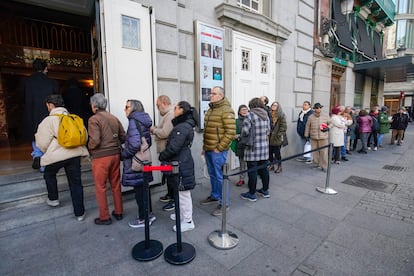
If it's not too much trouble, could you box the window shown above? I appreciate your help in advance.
[241,49,250,71]
[396,20,407,48]
[260,54,268,74]
[238,0,260,13]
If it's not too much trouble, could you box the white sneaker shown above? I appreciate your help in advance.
[46,198,60,207]
[173,221,195,232]
[367,147,371,150]
[170,213,176,221]
[373,147,378,151]
[76,213,86,221]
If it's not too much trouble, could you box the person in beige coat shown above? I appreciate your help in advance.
[304,103,330,171]
[35,94,89,221]
[150,95,175,211]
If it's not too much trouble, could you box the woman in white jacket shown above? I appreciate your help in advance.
[330,106,347,164]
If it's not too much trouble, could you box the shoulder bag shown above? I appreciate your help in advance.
[131,119,152,171]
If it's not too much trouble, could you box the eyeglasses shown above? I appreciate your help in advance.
[210,93,218,95]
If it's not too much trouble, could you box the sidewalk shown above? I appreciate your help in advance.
[1,127,414,275]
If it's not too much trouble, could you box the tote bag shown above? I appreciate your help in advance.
[303,141,312,159]
[131,120,152,172]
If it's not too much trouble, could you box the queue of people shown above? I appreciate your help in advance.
[32,80,410,234]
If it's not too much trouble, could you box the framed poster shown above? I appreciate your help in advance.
[122,15,140,50]
[195,21,224,129]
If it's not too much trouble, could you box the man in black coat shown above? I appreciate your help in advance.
[24,59,59,169]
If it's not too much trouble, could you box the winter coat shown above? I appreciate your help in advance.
[152,106,174,153]
[390,113,409,130]
[203,98,236,152]
[242,108,270,161]
[304,113,330,140]
[88,110,126,159]
[357,115,372,133]
[159,111,196,191]
[230,116,246,158]
[121,111,153,186]
[297,109,314,138]
[269,113,287,146]
[35,107,89,166]
[329,114,346,146]
[378,112,390,134]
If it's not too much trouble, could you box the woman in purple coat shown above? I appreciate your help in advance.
[121,99,155,228]
[356,109,372,154]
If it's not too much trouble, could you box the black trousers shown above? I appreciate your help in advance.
[43,156,85,216]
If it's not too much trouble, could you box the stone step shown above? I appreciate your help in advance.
[0,164,94,209]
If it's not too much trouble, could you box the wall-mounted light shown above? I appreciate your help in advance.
[341,0,354,15]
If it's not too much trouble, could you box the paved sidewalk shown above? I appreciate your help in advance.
[1,126,414,275]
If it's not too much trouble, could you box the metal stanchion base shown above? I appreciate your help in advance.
[316,187,338,195]
[208,230,239,250]
[164,242,196,265]
[132,240,163,262]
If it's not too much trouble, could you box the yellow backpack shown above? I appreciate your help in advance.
[53,114,87,148]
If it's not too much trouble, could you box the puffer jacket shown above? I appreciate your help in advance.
[269,113,287,146]
[304,113,330,140]
[121,111,153,186]
[35,107,89,166]
[203,98,236,152]
[378,112,390,134]
[297,109,314,138]
[88,110,126,159]
[159,111,196,191]
[357,115,372,133]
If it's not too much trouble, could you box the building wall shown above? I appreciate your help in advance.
[135,0,314,160]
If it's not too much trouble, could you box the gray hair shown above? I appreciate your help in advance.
[212,86,225,96]
[90,93,107,110]
[128,99,145,112]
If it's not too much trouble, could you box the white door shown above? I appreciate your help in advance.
[230,31,276,169]
[100,0,160,183]
[100,0,156,128]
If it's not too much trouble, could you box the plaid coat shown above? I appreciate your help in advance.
[242,108,270,161]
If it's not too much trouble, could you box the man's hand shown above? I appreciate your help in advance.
[213,148,220,153]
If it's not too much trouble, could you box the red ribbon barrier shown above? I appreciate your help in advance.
[143,165,173,172]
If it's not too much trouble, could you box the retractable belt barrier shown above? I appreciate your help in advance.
[207,144,337,249]
[131,161,196,264]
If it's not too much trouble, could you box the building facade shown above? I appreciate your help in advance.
[384,0,414,117]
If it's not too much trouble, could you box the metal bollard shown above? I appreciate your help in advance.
[316,143,338,195]
[208,164,239,249]
[164,161,196,265]
[132,161,163,262]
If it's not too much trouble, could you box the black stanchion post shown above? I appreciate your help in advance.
[208,164,239,249]
[132,161,163,262]
[164,161,196,265]
[316,143,338,195]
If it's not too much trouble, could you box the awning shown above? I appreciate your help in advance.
[354,55,414,81]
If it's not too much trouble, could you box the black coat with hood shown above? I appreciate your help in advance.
[159,111,196,191]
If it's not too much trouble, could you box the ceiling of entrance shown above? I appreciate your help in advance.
[13,0,94,16]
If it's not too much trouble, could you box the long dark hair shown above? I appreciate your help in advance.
[177,101,199,127]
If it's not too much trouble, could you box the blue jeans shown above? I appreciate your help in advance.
[205,150,228,206]
[247,160,269,194]
[340,134,346,157]
[359,133,369,152]
[43,156,85,216]
[377,133,384,146]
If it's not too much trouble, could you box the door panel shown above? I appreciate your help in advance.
[231,32,275,169]
[100,0,155,129]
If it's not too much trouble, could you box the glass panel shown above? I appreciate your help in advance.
[397,0,408,13]
[241,49,250,71]
[406,20,413,48]
[261,54,268,74]
[396,20,407,48]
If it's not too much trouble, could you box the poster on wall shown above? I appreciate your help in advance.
[195,21,224,129]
